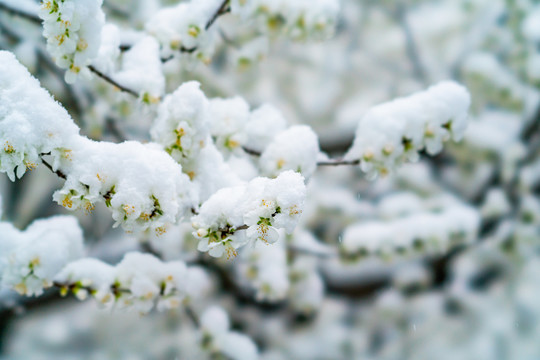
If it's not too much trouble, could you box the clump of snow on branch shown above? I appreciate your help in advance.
[345,81,471,179]
[0,52,195,234]
[151,81,211,165]
[244,104,288,153]
[0,215,83,296]
[114,36,165,100]
[230,0,340,40]
[52,139,195,234]
[200,306,258,360]
[192,171,306,258]
[39,0,105,83]
[259,125,320,179]
[340,194,480,261]
[0,51,79,181]
[209,96,251,154]
[145,0,224,62]
[54,252,211,314]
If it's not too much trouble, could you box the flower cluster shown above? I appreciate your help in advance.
[345,81,471,179]
[145,0,224,62]
[200,306,258,360]
[236,229,325,309]
[259,125,320,179]
[340,193,480,261]
[0,215,84,296]
[52,139,196,233]
[237,234,289,301]
[230,0,340,40]
[209,96,251,154]
[54,252,211,314]
[0,51,79,181]
[151,81,211,165]
[1,52,196,234]
[192,171,306,258]
[39,0,105,83]
[113,36,165,100]
[463,52,538,112]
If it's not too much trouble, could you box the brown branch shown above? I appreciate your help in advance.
[40,154,66,179]
[163,0,231,60]
[88,65,139,98]
[242,146,361,167]
[0,2,42,25]
[205,0,230,31]
[317,159,361,166]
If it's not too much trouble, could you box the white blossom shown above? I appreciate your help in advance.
[345,81,471,179]
[39,0,105,83]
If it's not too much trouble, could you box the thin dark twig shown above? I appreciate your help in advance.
[0,2,41,24]
[242,146,262,156]
[105,117,128,142]
[317,159,361,166]
[185,306,201,327]
[40,155,66,179]
[88,65,139,98]
[205,0,230,31]
[242,146,361,167]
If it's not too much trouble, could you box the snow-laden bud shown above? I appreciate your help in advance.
[345,81,471,179]
[114,36,165,100]
[151,81,211,165]
[259,125,320,179]
[209,96,251,153]
[39,0,105,83]
[244,104,288,153]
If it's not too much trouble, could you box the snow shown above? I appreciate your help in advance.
[345,81,471,179]
[39,0,105,83]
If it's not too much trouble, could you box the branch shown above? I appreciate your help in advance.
[242,146,361,167]
[88,65,139,98]
[0,1,41,24]
[0,3,141,98]
[205,0,230,31]
[40,154,66,180]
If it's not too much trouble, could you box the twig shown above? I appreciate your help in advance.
[40,154,66,179]
[105,117,128,142]
[242,146,361,167]
[163,0,231,59]
[317,159,361,166]
[0,2,140,99]
[205,0,230,31]
[88,65,139,98]
[0,1,41,24]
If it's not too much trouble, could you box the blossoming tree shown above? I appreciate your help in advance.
[0,0,539,358]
